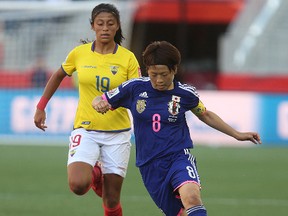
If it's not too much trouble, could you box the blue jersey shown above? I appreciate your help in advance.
[104,77,200,167]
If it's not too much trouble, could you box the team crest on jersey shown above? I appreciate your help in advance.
[69,149,76,157]
[168,95,181,115]
[136,100,146,113]
[110,65,119,75]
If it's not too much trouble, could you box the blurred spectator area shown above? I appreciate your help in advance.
[130,0,244,90]
[0,69,72,88]
[130,0,288,92]
[0,0,288,92]
[0,1,97,89]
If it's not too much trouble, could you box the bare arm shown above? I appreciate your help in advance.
[41,68,66,100]
[34,68,67,131]
[196,110,261,144]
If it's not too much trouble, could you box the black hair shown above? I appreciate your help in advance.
[90,3,124,45]
[142,41,184,81]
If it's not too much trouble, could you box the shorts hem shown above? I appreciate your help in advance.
[67,159,95,167]
[173,180,201,193]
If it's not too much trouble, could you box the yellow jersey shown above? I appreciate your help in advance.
[62,42,141,132]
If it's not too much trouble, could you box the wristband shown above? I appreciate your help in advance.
[37,96,49,110]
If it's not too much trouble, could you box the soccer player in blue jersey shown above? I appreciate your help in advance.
[92,41,261,216]
[34,3,141,216]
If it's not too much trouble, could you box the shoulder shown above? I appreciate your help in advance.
[71,42,92,53]
[65,42,92,62]
[177,81,199,97]
[117,45,136,56]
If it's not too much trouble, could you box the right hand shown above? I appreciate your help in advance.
[92,96,111,114]
[34,109,47,131]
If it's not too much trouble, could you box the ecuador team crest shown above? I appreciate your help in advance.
[136,100,146,113]
[110,65,119,75]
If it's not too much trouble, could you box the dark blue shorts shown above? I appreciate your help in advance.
[139,149,201,216]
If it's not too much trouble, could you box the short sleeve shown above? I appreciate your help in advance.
[128,53,141,79]
[62,48,76,76]
[191,100,206,116]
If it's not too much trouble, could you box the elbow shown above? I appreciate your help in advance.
[197,110,209,121]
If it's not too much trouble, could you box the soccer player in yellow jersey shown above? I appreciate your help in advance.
[34,3,141,216]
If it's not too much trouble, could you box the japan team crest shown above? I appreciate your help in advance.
[110,65,119,75]
[168,95,181,115]
[136,99,146,113]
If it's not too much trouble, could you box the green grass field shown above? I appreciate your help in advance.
[0,144,287,216]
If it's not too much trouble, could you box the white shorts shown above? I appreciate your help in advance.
[67,128,132,177]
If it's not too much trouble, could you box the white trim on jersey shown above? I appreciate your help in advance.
[121,77,150,88]
[178,82,199,97]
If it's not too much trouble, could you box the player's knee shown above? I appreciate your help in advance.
[69,179,90,196]
[181,193,203,208]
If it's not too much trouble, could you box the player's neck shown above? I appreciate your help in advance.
[94,41,116,54]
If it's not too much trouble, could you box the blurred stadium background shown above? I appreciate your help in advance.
[0,0,287,215]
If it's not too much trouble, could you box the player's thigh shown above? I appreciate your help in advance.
[103,173,124,197]
[67,161,93,185]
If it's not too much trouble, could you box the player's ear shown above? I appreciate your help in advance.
[116,23,120,31]
[90,19,95,31]
[173,67,178,75]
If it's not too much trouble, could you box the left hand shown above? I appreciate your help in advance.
[236,132,262,144]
